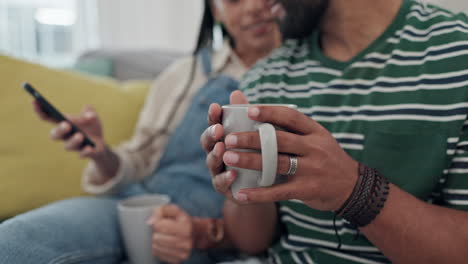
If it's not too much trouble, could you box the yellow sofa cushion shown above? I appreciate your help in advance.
[0,55,150,219]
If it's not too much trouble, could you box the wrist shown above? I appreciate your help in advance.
[333,160,359,211]
[91,145,120,182]
[92,143,112,162]
[336,163,390,228]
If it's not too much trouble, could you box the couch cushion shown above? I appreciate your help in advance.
[0,55,150,219]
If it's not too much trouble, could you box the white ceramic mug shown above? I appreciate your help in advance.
[222,104,298,198]
[117,194,170,264]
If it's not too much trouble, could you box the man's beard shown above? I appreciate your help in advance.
[277,0,329,40]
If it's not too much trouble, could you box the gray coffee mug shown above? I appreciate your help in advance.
[222,104,298,198]
[118,194,170,264]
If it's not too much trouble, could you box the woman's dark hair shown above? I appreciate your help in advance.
[132,0,234,156]
[194,0,231,55]
[163,0,230,132]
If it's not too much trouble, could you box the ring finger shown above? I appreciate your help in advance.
[225,131,308,156]
[223,151,302,176]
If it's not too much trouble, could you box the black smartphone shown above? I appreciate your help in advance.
[23,82,96,148]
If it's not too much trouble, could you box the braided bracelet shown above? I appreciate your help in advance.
[336,163,390,228]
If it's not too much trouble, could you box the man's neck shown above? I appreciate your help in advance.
[320,0,404,62]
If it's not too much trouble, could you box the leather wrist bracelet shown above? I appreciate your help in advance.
[336,163,390,228]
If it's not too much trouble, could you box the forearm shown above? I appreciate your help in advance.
[223,200,278,254]
[362,184,468,263]
[89,146,120,184]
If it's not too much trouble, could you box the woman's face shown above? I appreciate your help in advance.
[212,0,281,52]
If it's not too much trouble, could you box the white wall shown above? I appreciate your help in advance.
[429,0,468,12]
[96,0,467,53]
[97,0,203,52]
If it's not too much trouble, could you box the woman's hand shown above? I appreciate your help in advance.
[33,101,107,160]
[148,205,194,264]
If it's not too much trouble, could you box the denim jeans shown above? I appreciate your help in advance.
[0,198,123,264]
[0,196,225,264]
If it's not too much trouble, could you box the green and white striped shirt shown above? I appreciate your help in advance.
[241,1,468,263]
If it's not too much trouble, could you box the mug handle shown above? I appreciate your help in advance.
[255,123,278,187]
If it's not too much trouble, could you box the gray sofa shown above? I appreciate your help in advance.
[75,49,184,81]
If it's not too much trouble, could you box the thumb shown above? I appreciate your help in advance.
[82,105,98,121]
[68,106,97,125]
[230,90,249,104]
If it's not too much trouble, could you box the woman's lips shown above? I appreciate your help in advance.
[244,20,275,35]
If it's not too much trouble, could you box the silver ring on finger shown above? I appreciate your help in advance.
[285,155,298,176]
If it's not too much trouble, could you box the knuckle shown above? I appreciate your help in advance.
[207,162,218,178]
[311,143,326,156]
[284,113,298,128]
[245,132,258,147]
[206,152,216,168]
[303,136,316,151]
[276,132,288,148]
[278,155,290,173]
[243,153,259,169]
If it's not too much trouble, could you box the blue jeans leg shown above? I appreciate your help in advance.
[0,197,124,264]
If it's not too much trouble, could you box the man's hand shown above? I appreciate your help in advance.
[222,105,359,211]
[148,204,194,264]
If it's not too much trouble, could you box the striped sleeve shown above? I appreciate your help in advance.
[441,118,468,210]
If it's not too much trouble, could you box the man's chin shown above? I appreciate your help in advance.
[278,0,329,39]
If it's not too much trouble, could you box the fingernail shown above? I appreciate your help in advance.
[225,135,237,146]
[212,144,220,158]
[224,152,239,164]
[60,122,68,129]
[84,111,94,119]
[73,133,81,140]
[224,171,234,181]
[248,107,260,118]
[210,125,217,137]
[237,192,248,202]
